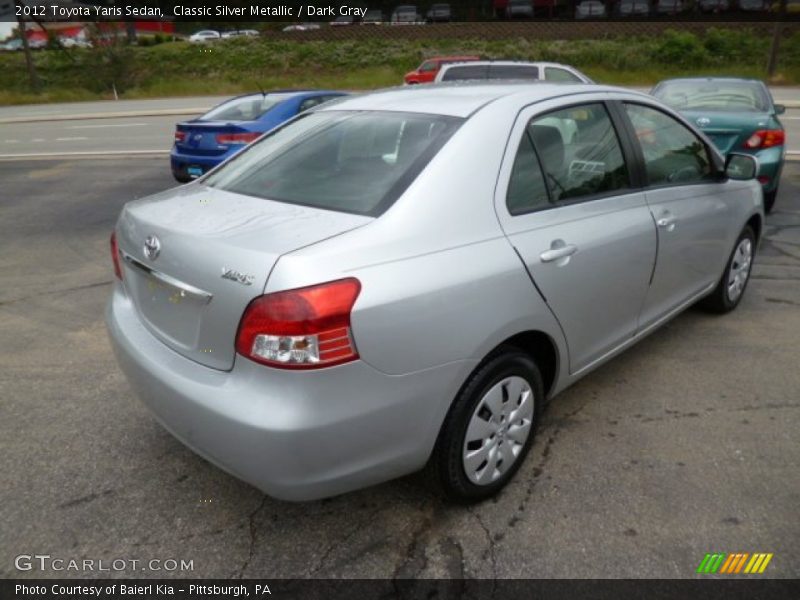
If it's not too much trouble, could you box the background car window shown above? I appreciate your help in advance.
[653,80,769,113]
[624,104,712,186]
[544,67,582,83]
[506,131,550,214]
[441,65,487,81]
[299,97,325,112]
[487,65,539,80]
[201,94,285,122]
[419,60,438,72]
[529,103,629,202]
[205,112,461,216]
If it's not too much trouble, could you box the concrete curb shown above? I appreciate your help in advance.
[0,150,170,160]
[1,96,798,125]
[0,108,209,125]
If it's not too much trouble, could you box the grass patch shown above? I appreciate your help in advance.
[2,29,799,104]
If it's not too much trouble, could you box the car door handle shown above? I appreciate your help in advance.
[540,243,578,263]
[656,215,678,232]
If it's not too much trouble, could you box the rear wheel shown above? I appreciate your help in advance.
[699,226,756,313]
[764,188,777,214]
[430,349,543,503]
[173,171,192,184]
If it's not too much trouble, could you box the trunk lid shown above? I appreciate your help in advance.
[681,110,775,155]
[175,121,252,156]
[116,184,372,370]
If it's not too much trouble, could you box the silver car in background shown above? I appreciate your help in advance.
[107,84,763,502]
[435,61,593,84]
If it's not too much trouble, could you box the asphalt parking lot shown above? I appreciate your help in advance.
[1,157,798,579]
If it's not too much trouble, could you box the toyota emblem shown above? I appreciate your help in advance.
[144,235,161,261]
[696,117,711,127]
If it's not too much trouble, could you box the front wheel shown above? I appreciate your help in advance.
[699,226,756,313]
[429,349,543,503]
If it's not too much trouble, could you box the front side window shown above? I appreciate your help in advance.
[528,103,630,203]
[205,111,461,216]
[624,104,712,186]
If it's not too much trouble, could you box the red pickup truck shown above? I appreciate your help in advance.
[404,55,481,84]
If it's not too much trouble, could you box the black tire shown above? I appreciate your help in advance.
[764,189,777,214]
[429,348,544,503]
[173,172,191,184]
[699,226,756,314]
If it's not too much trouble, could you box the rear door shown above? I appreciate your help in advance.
[495,98,656,374]
[619,102,732,329]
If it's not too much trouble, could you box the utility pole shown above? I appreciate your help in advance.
[14,0,41,91]
[767,0,788,78]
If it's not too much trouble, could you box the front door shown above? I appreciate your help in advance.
[621,103,732,329]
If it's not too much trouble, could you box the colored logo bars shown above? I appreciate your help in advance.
[697,553,774,574]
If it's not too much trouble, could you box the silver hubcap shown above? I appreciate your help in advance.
[463,376,534,486]
[727,238,753,303]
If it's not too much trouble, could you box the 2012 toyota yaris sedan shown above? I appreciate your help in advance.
[107,83,764,502]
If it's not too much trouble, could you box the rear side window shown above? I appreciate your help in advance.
[544,67,583,83]
[205,111,462,216]
[488,65,539,80]
[624,104,712,186]
[529,103,630,203]
[441,65,488,81]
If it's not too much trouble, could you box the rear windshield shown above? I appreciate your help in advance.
[654,81,770,112]
[200,94,290,122]
[442,64,538,81]
[441,65,487,81]
[204,111,462,216]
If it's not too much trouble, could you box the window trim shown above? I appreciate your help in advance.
[618,100,724,192]
[505,100,639,217]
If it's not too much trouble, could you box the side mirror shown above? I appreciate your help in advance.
[725,153,758,181]
[774,104,786,115]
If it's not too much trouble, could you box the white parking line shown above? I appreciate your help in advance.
[4,140,19,143]
[55,137,89,142]
[67,123,148,129]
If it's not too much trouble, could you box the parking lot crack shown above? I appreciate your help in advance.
[0,280,112,308]
[232,494,268,579]
[467,507,497,584]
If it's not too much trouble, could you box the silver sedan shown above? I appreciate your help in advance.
[107,83,763,502]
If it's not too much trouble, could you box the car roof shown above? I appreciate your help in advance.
[441,60,580,68]
[656,76,763,85]
[320,82,645,118]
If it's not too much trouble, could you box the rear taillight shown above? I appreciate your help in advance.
[110,232,122,280]
[216,132,260,145]
[235,278,361,369]
[174,130,186,143]
[743,129,784,149]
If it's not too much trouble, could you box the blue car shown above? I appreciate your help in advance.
[171,90,348,182]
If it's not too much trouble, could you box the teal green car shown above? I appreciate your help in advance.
[652,78,785,213]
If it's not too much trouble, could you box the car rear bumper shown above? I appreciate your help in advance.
[106,284,472,501]
[753,146,784,193]
[170,148,232,179]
